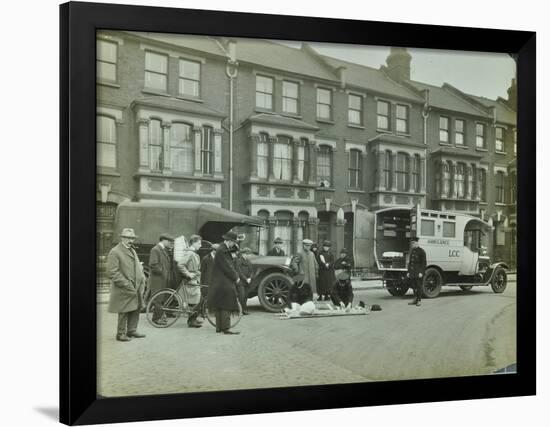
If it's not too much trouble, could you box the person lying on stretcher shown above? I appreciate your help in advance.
[286,274,316,315]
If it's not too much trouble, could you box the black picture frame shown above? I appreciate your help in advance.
[60,1,536,425]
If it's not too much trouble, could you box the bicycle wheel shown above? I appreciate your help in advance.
[146,289,183,328]
[203,299,243,329]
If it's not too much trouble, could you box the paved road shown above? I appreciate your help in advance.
[97,281,516,397]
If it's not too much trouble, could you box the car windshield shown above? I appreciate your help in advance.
[231,224,263,255]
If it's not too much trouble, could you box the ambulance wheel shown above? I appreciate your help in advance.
[387,285,409,296]
[491,267,507,294]
[422,268,442,298]
[258,273,292,312]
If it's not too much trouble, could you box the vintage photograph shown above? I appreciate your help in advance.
[96,30,517,398]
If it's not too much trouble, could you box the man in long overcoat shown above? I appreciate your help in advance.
[290,239,319,296]
[107,228,147,342]
[148,234,176,325]
[200,244,218,298]
[407,237,427,307]
[317,240,336,301]
[207,231,241,335]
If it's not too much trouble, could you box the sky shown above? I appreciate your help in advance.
[276,40,516,100]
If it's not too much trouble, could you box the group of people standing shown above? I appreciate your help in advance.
[286,238,355,311]
[106,228,252,342]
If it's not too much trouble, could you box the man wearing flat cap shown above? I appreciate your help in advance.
[290,239,318,296]
[107,228,147,342]
[148,233,177,325]
[267,237,286,256]
[207,231,242,335]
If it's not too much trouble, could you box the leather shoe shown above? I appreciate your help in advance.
[116,334,132,342]
[222,330,240,335]
[416,301,422,306]
[128,331,146,338]
[408,300,418,305]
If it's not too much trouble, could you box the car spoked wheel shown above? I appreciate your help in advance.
[491,267,507,294]
[422,268,443,298]
[258,273,291,312]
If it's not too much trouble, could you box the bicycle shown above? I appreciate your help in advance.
[145,281,242,329]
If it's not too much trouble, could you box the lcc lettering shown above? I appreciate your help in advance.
[449,250,460,257]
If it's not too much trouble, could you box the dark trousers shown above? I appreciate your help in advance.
[214,309,231,332]
[412,278,423,301]
[237,284,248,312]
[117,310,139,336]
[187,296,204,325]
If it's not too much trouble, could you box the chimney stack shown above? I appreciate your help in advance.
[385,47,412,83]
[507,78,517,110]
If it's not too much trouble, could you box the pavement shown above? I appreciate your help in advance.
[97,278,516,398]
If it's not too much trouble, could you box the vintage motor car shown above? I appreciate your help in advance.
[374,205,509,298]
[112,201,294,312]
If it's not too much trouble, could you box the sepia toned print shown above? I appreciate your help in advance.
[96,31,517,397]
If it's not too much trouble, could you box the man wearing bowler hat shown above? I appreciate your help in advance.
[207,231,242,335]
[407,237,427,307]
[268,237,286,256]
[107,228,147,342]
[290,239,318,297]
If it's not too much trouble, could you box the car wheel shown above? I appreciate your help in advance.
[491,267,507,294]
[422,268,443,298]
[387,284,409,296]
[258,272,292,312]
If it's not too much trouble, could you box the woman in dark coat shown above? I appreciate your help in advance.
[317,240,336,301]
[206,231,241,334]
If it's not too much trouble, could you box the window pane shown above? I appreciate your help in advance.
[396,119,407,133]
[256,93,272,109]
[97,62,116,81]
[317,104,331,119]
[97,143,116,168]
[349,94,361,110]
[349,110,361,124]
[377,115,389,130]
[440,116,449,129]
[150,119,162,146]
[180,60,200,79]
[283,81,298,98]
[476,123,484,136]
[455,120,464,132]
[179,79,199,97]
[145,52,167,73]
[97,116,116,143]
[256,76,273,93]
[145,72,167,91]
[317,88,331,104]
[440,130,449,142]
[150,146,162,171]
[171,123,193,173]
[456,133,464,145]
[283,98,297,114]
[97,40,117,62]
[396,105,407,119]
[377,101,389,115]
[421,220,435,236]
[496,127,504,139]
[443,222,456,238]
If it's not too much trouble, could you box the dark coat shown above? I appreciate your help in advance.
[330,280,354,306]
[235,255,254,286]
[207,243,240,311]
[317,250,335,295]
[200,253,215,294]
[334,256,354,273]
[107,243,146,313]
[408,246,427,278]
[267,247,285,256]
[289,282,313,306]
[148,243,177,295]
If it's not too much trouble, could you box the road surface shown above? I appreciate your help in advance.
[97,280,516,397]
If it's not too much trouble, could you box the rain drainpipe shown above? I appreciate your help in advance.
[422,90,430,199]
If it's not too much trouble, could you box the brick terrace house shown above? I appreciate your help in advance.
[96,32,517,288]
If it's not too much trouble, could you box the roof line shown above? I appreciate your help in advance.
[441,84,492,117]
